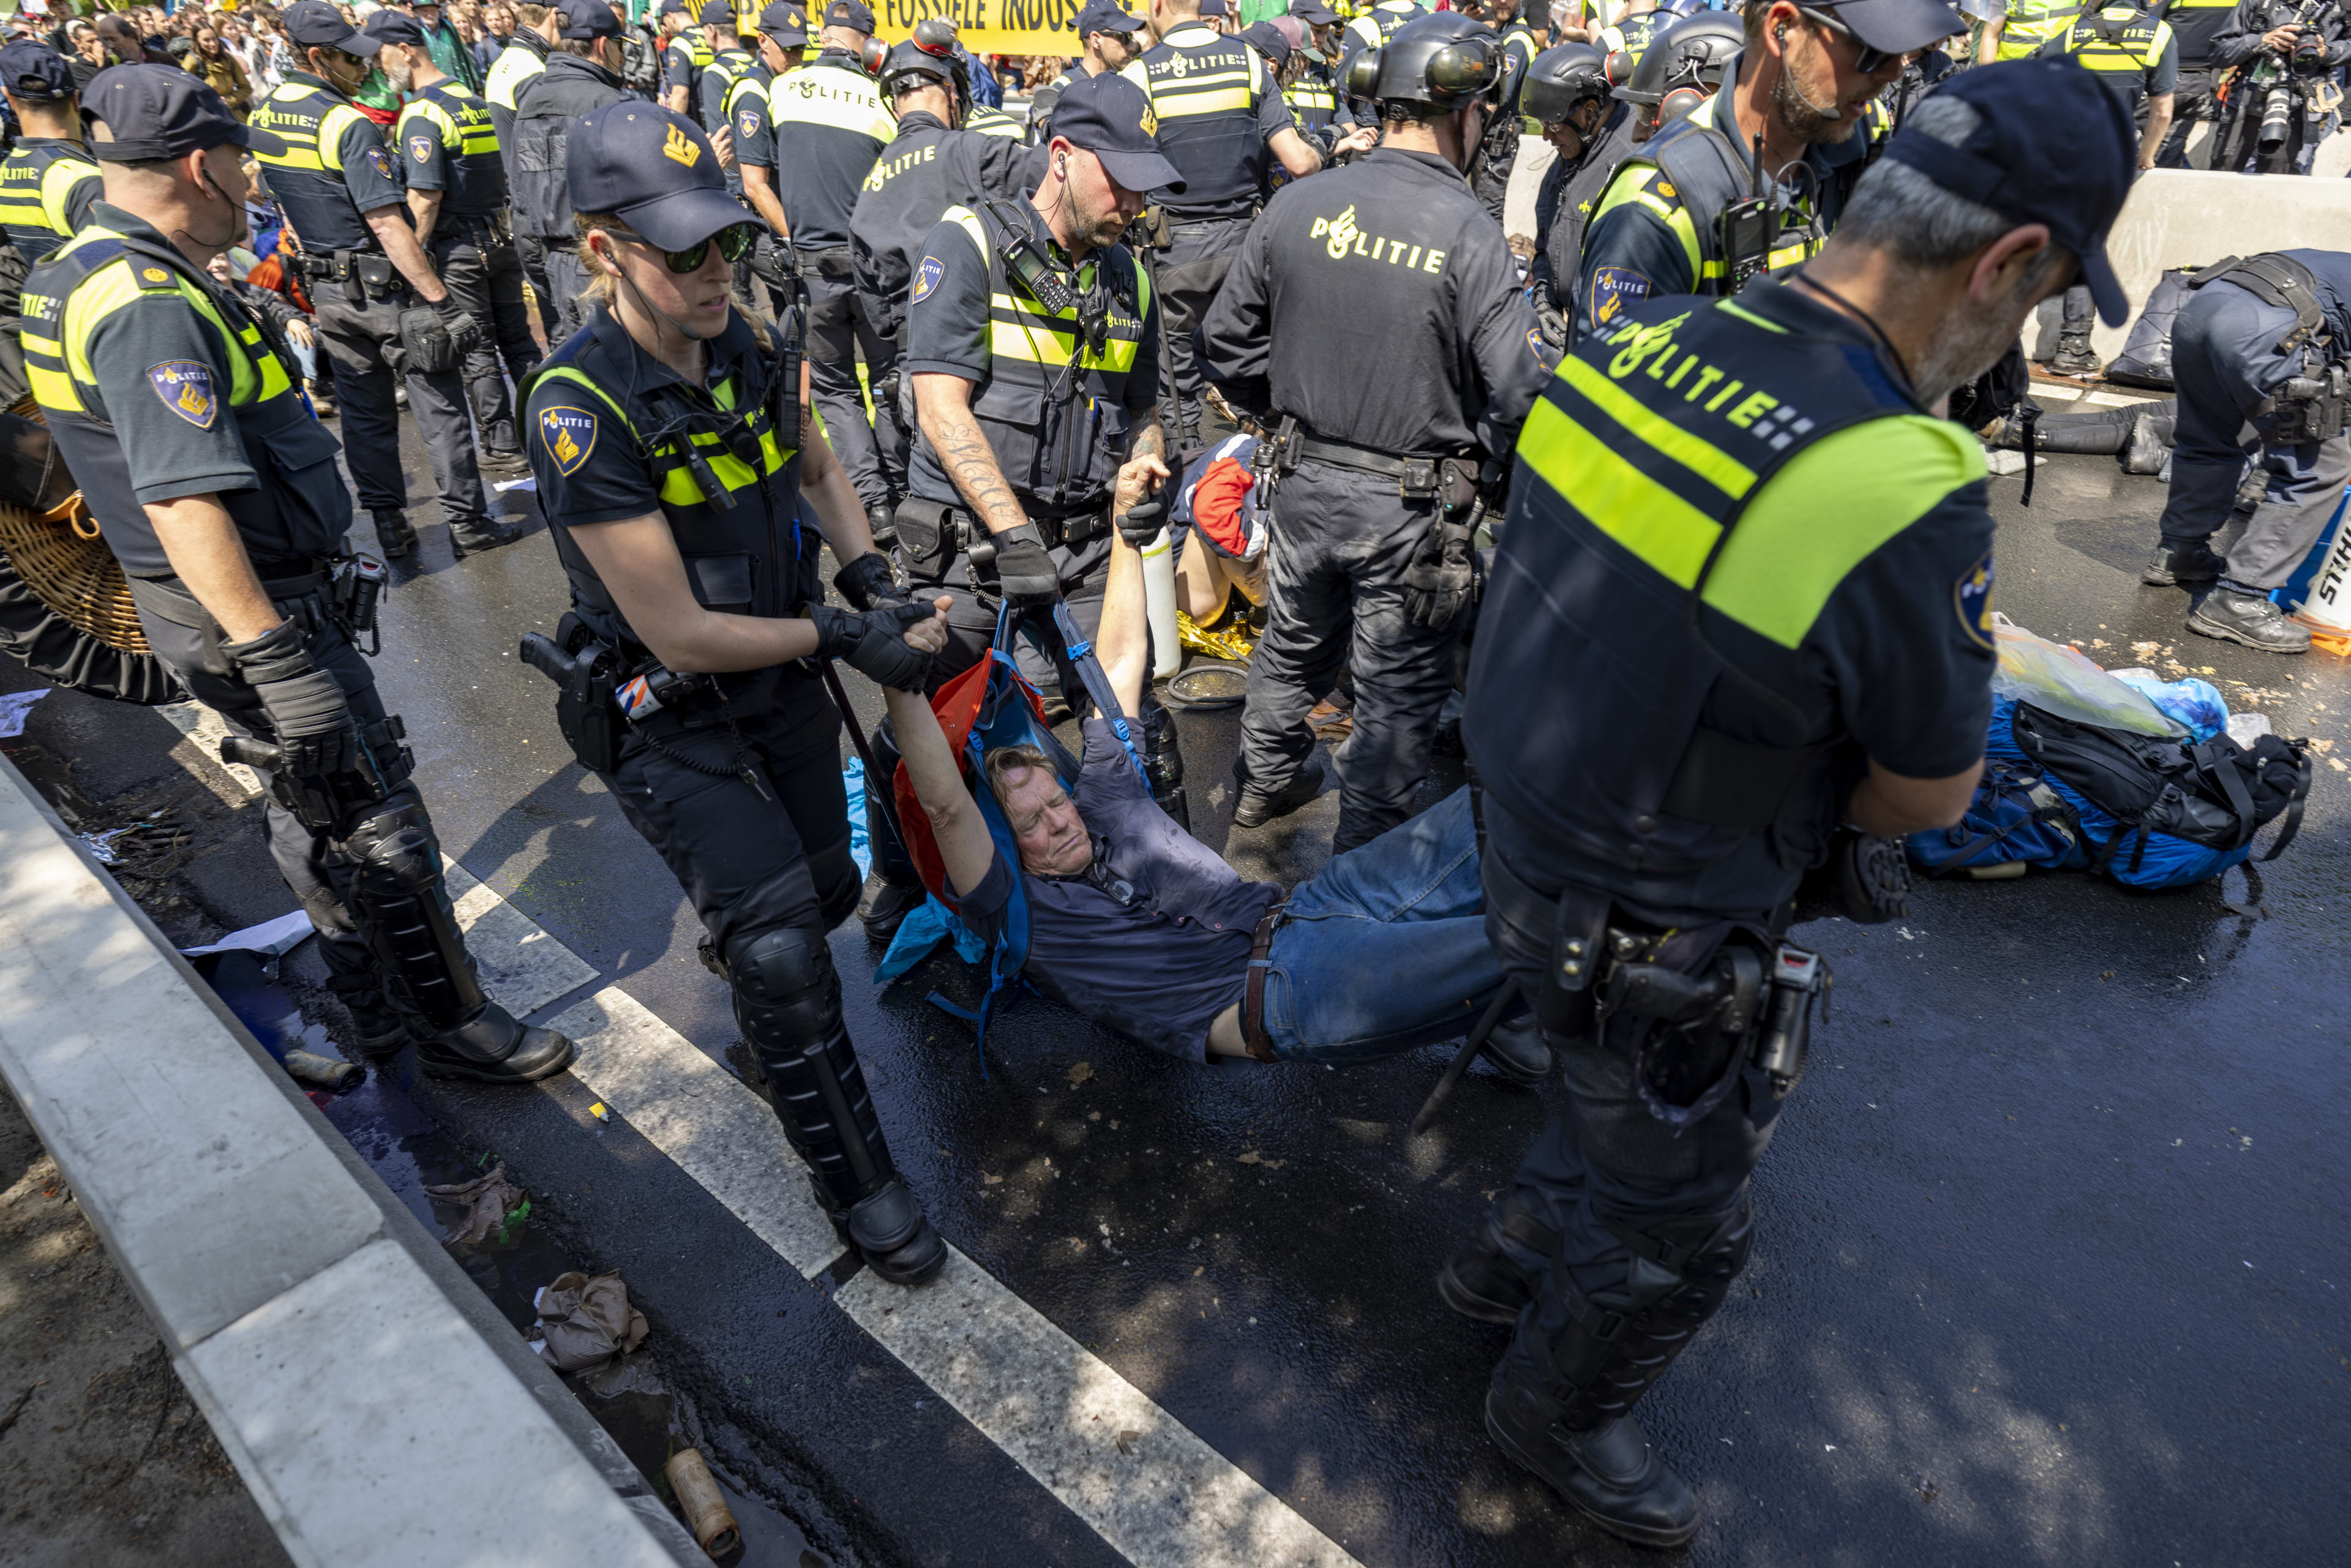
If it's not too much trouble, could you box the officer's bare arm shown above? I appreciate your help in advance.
[562,511,827,673]
[144,494,285,643]
[1269,124,1327,180]
[2139,91,2174,169]
[1847,756,1979,837]
[1974,13,2003,63]
[796,377,881,564]
[406,186,444,250]
[362,201,451,304]
[912,371,1030,535]
[741,163,790,237]
[880,619,999,900]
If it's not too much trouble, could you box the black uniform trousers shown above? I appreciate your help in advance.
[124,572,419,1009]
[1154,215,1251,441]
[542,244,598,345]
[1237,459,1458,852]
[2155,68,2223,167]
[2158,279,2351,590]
[602,671,861,959]
[801,247,901,512]
[0,250,31,408]
[515,232,558,335]
[310,275,490,528]
[1477,812,1783,1425]
[430,220,542,459]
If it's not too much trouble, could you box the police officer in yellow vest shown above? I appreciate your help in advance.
[250,1,527,563]
[693,0,757,130]
[2039,0,2175,373]
[1976,0,2074,59]
[1126,0,1353,443]
[377,11,541,474]
[0,43,100,407]
[770,0,898,537]
[1573,0,1941,337]
[521,102,947,1285]
[1026,0,1149,141]
[1447,61,2134,1548]
[33,66,575,1084]
[660,0,713,118]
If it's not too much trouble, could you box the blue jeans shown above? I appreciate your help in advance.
[1258,787,1507,1064]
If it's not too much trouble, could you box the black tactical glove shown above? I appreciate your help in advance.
[986,522,1060,611]
[223,617,361,779]
[1115,496,1167,549]
[433,296,482,358]
[1401,515,1478,630]
[833,549,909,611]
[808,601,934,692]
[1531,287,1567,350]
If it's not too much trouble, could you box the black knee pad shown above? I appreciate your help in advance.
[727,923,842,1048]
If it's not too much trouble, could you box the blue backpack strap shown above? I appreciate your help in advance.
[1019,601,1149,787]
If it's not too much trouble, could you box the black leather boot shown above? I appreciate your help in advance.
[414,1003,577,1082]
[2142,541,2225,587]
[372,508,417,560]
[858,874,926,943]
[2189,585,2311,653]
[451,514,534,557]
[1484,1384,1699,1549]
[1232,754,1327,828]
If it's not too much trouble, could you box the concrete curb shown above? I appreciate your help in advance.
[0,751,702,1568]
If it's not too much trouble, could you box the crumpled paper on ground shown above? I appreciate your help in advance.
[532,1269,649,1371]
[422,1162,527,1247]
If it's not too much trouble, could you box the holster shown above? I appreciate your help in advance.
[518,615,622,775]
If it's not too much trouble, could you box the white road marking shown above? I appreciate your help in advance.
[149,717,1363,1566]
[547,986,843,1276]
[157,702,262,799]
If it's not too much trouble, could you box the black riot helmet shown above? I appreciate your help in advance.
[1519,42,1611,126]
[1613,10,1741,106]
[1344,12,1507,110]
[879,16,969,108]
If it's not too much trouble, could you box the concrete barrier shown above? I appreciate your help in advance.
[2092,168,2351,361]
[0,752,701,1568]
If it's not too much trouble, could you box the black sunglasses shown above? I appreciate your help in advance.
[617,223,757,274]
[1796,6,1893,73]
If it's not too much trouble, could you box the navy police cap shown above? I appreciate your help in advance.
[0,41,75,101]
[1043,69,1183,195]
[1877,58,2137,326]
[560,0,626,39]
[568,101,761,251]
[281,0,383,55]
[759,1,810,42]
[361,9,430,48]
[84,63,287,160]
[823,0,875,31]
[1077,0,1146,34]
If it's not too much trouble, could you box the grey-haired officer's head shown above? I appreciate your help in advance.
[84,64,286,257]
[569,102,760,345]
[1813,58,2137,408]
[1032,70,1183,253]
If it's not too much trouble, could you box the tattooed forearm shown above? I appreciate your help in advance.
[932,405,1029,536]
[1127,415,1165,467]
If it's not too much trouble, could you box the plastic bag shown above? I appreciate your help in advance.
[2107,668,2227,743]
[1989,617,2183,738]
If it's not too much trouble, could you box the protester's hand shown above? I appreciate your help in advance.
[902,595,953,656]
[1112,451,1171,525]
[1333,125,1380,157]
[287,317,315,348]
[710,125,735,168]
[988,522,1060,611]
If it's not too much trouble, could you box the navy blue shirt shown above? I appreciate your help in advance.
[962,719,1277,1062]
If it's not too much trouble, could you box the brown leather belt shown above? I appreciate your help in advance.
[1242,902,1283,1063]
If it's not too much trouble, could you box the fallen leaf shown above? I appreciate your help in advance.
[1067,1061,1095,1087]
[1114,1428,1142,1455]
[1089,1111,1101,1122]
[1236,1150,1284,1169]
[982,1171,1003,1185]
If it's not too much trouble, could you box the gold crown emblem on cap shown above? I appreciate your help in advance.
[662,122,702,166]
[1139,104,1157,135]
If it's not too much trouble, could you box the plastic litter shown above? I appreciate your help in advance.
[874,892,989,985]
[424,1162,529,1247]
[664,1449,742,1559]
[532,1269,649,1371]
[178,908,316,962]
[2107,668,2228,742]
[2227,711,2273,746]
[1989,617,2182,737]
[280,1049,364,1092]
[843,756,872,879]
[0,687,48,737]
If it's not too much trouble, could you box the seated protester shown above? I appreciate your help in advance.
[883,503,1548,1074]
[1167,432,1267,658]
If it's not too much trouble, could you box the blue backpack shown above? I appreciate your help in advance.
[879,605,1146,1070]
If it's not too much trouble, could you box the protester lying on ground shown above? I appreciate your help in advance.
[882,504,1547,1075]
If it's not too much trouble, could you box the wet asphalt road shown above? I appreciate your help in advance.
[21,416,2351,1566]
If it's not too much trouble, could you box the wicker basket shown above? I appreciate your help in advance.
[0,394,146,655]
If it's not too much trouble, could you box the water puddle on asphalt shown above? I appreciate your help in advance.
[197,953,828,1567]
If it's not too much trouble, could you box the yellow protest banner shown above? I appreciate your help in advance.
[870,0,1084,55]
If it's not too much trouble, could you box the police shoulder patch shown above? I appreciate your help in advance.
[410,133,434,163]
[364,145,396,181]
[539,405,598,476]
[1955,549,1995,650]
[1589,266,1650,327]
[148,360,217,429]
[738,107,760,138]
[139,266,169,285]
[911,255,945,304]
